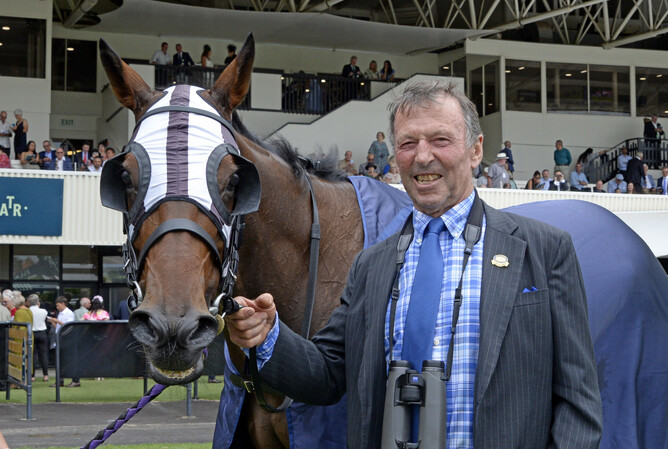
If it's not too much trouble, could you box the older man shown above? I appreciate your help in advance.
[226,80,602,449]
[49,296,80,387]
[553,140,572,181]
[74,297,91,320]
[337,150,357,175]
[0,110,11,157]
[607,173,628,193]
[46,147,73,171]
[486,152,510,188]
[0,290,11,321]
[570,163,589,191]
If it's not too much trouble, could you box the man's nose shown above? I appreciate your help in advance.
[414,140,434,165]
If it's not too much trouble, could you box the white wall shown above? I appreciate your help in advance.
[237,110,319,140]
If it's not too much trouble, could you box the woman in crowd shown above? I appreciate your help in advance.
[383,156,401,184]
[13,293,33,325]
[364,60,379,80]
[364,163,382,180]
[19,140,40,169]
[368,131,390,174]
[525,170,542,190]
[380,60,395,82]
[201,44,214,68]
[82,296,110,321]
[577,147,608,177]
[11,109,28,160]
[0,151,10,168]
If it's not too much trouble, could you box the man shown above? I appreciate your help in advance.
[0,110,11,157]
[151,42,171,65]
[657,167,668,195]
[617,147,632,180]
[74,142,93,170]
[644,114,665,144]
[553,140,572,181]
[87,156,103,173]
[626,151,644,192]
[486,153,510,188]
[569,163,589,191]
[549,170,569,191]
[103,147,116,166]
[359,153,375,176]
[28,295,49,382]
[0,290,11,321]
[227,81,602,449]
[341,56,362,79]
[74,297,91,320]
[49,296,80,387]
[499,140,514,176]
[47,147,73,171]
[39,140,55,168]
[641,164,655,194]
[224,44,237,65]
[593,180,605,193]
[337,150,357,175]
[173,44,195,67]
[538,169,552,190]
[2,289,16,318]
[607,173,627,193]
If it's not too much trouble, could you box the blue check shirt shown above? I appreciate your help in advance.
[385,191,485,449]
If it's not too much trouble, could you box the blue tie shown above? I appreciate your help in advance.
[402,218,446,371]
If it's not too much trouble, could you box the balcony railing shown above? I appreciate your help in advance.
[587,137,668,183]
[280,73,376,114]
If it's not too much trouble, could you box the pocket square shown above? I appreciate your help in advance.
[522,286,538,293]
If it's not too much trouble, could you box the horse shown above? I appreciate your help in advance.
[99,34,364,448]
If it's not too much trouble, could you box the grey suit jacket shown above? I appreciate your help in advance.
[260,202,602,449]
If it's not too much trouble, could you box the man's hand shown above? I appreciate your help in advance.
[225,293,276,348]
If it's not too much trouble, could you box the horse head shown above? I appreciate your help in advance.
[99,35,259,385]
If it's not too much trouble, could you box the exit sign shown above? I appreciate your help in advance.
[61,119,74,127]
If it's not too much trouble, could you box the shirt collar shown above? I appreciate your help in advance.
[412,190,476,241]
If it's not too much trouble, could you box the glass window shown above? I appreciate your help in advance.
[0,245,8,280]
[10,281,59,308]
[506,60,541,112]
[63,246,98,281]
[485,61,499,115]
[51,38,66,91]
[470,67,483,116]
[636,67,668,118]
[453,58,466,79]
[102,255,126,284]
[51,38,97,92]
[0,17,46,78]
[63,286,94,301]
[589,65,630,115]
[13,245,59,280]
[547,63,588,113]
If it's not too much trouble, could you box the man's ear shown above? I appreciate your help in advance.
[471,135,484,169]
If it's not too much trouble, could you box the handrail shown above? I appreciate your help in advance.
[585,137,667,183]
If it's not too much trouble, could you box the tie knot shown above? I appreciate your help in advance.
[425,218,446,236]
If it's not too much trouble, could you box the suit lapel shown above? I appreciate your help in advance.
[475,205,526,405]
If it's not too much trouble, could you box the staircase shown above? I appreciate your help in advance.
[586,137,667,183]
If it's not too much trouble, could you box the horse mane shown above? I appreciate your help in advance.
[232,112,348,183]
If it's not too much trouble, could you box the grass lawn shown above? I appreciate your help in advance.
[14,445,212,449]
[2,376,224,404]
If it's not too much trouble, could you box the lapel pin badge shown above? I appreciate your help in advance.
[491,254,509,268]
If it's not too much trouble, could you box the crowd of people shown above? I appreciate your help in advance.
[342,56,395,82]
[150,41,237,68]
[337,131,401,185]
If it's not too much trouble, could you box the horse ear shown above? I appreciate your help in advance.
[99,39,157,118]
[210,33,255,112]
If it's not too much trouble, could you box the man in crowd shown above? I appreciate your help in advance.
[553,139,572,181]
[342,55,362,79]
[570,163,589,191]
[74,142,93,170]
[74,297,91,320]
[486,152,510,188]
[47,147,73,171]
[607,173,627,193]
[151,42,171,65]
[538,169,552,190]
[173,44,195,67]
[626,151,644,192]
[500,140,514,177]
[0,290,11,321]
[88,156,103,173]
[104,147,116,166]
[39,140,55,168]
[549,170,569,191]
[49,296,80,387]
[657,167,668,195]
[224,44,237,65]
[0,110,11,157]
[226,80,602,449]
[337,150,357,175]
[2,289,16,318]
[641,164,656,194]
[359,153,375,176]
[617,147,632,180]
[593,180,606,192]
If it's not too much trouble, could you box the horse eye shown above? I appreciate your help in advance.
[121,170,132,186]
[226,173,239,191]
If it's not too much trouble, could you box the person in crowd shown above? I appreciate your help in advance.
[224,44,237,65]
[380,60,395,82]
[88,156,103,173]
[525,170,542,190]
[225,80,602,449]
[553,139,572,181]
[364,60,379,80]
[500,140,514,177]
[97,142,107,157]
[657,167,668,195]
[537,169,552,190]
[13,293,33,326]
[74,142,93,170]
[337,150,357,175]
[549,170,569,191]
[173,43,195,67]
[342,55,362,79]
[74,297,91,320]
[476,166,489,188]
[0,151,9,169]
[641,164,656,194]
[0,291,10,321]
[82,296,110,321]
[47,147,73,171]
[486,152,510,188]
[569,163,589,191]
[11,109,28,160]
[383,156,401,184]
[2,290,16,318]
[625,151,644,192]
[368,131,390,173]
[201,44,214,68]
[593,179,605,192]
[643,114,664,146]
[0,110,11,157]
[115,299,130,321]
[39,140,55,168]
[363,163,381,180]
[19,140,40,170]
[576,147,608,178]
[28,294,49,382]
[627,182,636,194]
[607,173,627,193]
[358,153,375,176]
[151,42,171,65]
[49,296,80,387]
[617,147,632,180]
[104,147,116,165]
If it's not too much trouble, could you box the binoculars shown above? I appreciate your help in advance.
[380,360,447,449]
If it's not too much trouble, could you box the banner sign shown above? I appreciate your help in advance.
[0,177,64,236]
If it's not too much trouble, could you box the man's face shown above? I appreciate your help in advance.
[93,157,102,168]
[43,141,51,151]
[350,57,357,65]
[575,163,582,173]
[56,148,65,160]
[662,168,668,177]
[497,158,507,166]
[622,147,628,155]
[643,164,649,174]
[596,180,603,189]
[555,141,562,150]
[652,115,658,123]
[176,44,182,53]
[367,166,376,175]
[505,141,511,148]
[344,151,352,162]
[542,170,550,180]
[0,112,6,123]
[367,154,374,163]
[555,171,563,180]
[394,95,482,218]
[2,297,11,310]
[106,149,115,159]
[55,302,66,312]
[161,43,168,53]
[82,144,90,153]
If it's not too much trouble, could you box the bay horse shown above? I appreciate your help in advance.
[99,35,364,448]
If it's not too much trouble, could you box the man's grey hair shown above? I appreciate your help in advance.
[388,80,482,148]
[2,289,13,301]
[14,109,22,116]
[27,294,40,307]
[637,151,644,159]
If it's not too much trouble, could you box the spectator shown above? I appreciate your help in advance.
[201,44,214,68]
[359,153,375,176]
[19,140,40,170]
[88,156,103,173]
[364,60,379,80]
[525,170,542,190]
[337,150,357,175]
[626,151,644,192]
[0,110,11,156]
[74,297,91,320]
[115,299,130,320]
[224,44,237,65]
[151,42,171,65]
[47,147,73,171]
[549,170,569,191]
[82,296,110,321]
[538,169,552,190]
[49,296,80,387]
[97,142,107,157]
[627,182,636,194]
[607,173,627,193]
[380,60,395,82]
[39,140,55,168]
[11,109,28,160]
[74,142,93,170]
[643,114,664,146]
[553,139,572,181]
[657,167,668,195]
[570,163,589,191]
[500,140,515,176]
[368,131,390,174]
[342,56,362,79]
[104,147,116,165]
[13,293,33,326]
[364,163,381,180]
[593,180,605,192]
[617,147,632,180]
[383,156,401,184]
[576,147,608,177]
[28,294,49,382]
[487,153,510,188]
[0,151,9,169]
[641,164,656,194]
[173,43,195,67]
[2,289,16,317]
[476,166,489,188]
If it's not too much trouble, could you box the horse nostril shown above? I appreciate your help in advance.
[180,314,219,348]
[129,310,165,348]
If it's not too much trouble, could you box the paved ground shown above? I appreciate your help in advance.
[1,399,219,448]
